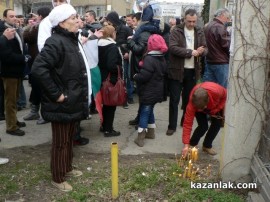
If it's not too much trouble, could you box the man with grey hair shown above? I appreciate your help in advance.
[203,8,231,88]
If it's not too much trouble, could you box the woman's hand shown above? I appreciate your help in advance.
[181,144,189,157]
[56,94,65,103]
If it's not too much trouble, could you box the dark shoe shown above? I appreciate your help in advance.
[17,106,23,111]
[127,98,134,104]
[129,117,139,125]
[0,114,5,121]
[99,126,104,132]
[104,130,121,137]
[37,118,49,125]
[17,121,26,128]
[6,129,25,136]
[90,109,98,114]
[123,102,129,109]
[166,129,175,136]
[73,137,89,146]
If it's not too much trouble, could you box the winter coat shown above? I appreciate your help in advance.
[133,52,167,105]
[204,18,230,64]
[31,26,89,123]
[98,38,123,85]
[115,24,133,55]
[23,24,39,69]
[168,24,207,82]
[182,82,227,144]
[128,31,152,78]
[0,21,25,78]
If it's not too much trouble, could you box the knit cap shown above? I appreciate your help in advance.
[147,34,168,53]
[49,4,76,27]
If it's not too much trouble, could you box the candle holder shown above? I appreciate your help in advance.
[174,147,211,181]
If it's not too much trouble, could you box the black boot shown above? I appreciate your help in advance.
[129,116,139,125]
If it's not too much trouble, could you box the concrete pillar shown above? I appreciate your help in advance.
[220,0,270,181]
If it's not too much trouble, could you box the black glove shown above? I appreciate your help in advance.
[25,54,32,63]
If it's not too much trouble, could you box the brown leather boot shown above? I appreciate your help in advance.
[134,130,146,147]
[203,147,217,155]
[145,128,155,139]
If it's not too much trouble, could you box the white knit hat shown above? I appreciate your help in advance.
[52,0,71,7]
[49,4,76,27]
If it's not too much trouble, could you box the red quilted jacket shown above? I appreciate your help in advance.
[182,82,227,144]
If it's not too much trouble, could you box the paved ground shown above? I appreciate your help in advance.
[0,80,222,159]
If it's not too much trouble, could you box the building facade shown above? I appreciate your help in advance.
[0,0,14,18]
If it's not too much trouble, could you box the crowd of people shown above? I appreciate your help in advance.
[0,0,231,192]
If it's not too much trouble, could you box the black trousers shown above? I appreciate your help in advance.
[102,105,116,132]
[29,74,41,106]
[189,112,222,148]
[0,78,4,115]
[168,69,196,130]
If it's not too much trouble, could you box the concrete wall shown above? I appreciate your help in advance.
[0,0,14,19]
[220,0,270,181]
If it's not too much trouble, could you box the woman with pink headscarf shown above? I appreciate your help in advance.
[133,34,168,147]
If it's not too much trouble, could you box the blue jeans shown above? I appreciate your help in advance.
[124,60,133,100]
[138,104,155,129]
[203,63,229,88]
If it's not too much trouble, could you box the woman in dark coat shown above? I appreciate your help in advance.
[31,4,90,192]
[98,25,123,137]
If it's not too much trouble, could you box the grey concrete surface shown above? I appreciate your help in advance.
[0,80,222,158]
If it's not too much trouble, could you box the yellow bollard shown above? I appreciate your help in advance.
[111,142,118,199]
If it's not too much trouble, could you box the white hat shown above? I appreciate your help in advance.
[51,0,71,7]
[49,4,76,27]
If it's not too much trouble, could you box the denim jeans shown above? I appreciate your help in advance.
[203,63,229,88]
[124,60,133,100]
[138,104,155,129]
[168,79,183,130]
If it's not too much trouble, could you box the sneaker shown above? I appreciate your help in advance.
[66,170,83,177]
[23,113,40,121]
[104,130,121,137]
[17,121,26,128]
[51,181,72,192]
[73,137,89,146]
[36,118,49,125]
[203,147,217,155]
[0,158,9,165]
[127,98,134,104]
[166,129,175,136]
[6,129,25,136]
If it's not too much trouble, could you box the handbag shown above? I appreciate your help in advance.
[101,66,127,106]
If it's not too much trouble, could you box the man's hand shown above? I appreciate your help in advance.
[80,36,88,44]
[3,28,16,40]
[181,144,189,157]
[192,50,199,57]
[123,53,129,60]
[57,94,65,103]
[197,46,205,55]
